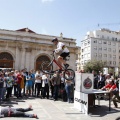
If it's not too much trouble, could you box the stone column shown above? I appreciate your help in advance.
[20,48,26,70]
[25,48,32,71]
[15,47,20,70]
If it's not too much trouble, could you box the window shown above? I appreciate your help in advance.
[113,49,116,52]
[84,60,87,64]
[84,42,87,46]
[84,48,87,51]
[104,54,107,57]
[104,47,107,50]
[87,47,90,50]
[94,53,97,57]
[99,53,102,56]
[113,55,116,58]
[103,42,106,44]
[88,53,90,57]
[108,48,111,52]
[107,36,109,39]
[94,46,97,50]
[112,37,114,40]
[84,54,87,58]
[93,40,97,43]
[113,61,116,65]
[109,61,112,64]
[99,41,102,44]
[108,42,111,45]
[109,54,111,58]
[99,47,102,50]
[82,55,83,59]
[113,43,116,46]
[88,40,90,44]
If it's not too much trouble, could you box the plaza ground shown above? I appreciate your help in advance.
[0,96,120,120]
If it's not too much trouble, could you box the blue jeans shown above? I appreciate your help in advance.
[65,85,71,102]
[2,87,6,100]
[0,88,3,101]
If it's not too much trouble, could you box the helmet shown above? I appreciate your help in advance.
[52,38,58,42]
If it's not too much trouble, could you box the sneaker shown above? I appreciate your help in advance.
[64,64,69,68]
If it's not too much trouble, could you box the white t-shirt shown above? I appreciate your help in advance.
[35,73,42,83]
[55,42,69,53]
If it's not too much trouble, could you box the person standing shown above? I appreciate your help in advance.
[16,71,22,98]
[42,73,49,99]
[35,70,42,97]
[51,71,61,101]
[97,72,105,89]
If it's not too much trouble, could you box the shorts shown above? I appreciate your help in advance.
[60,52,70,59]
[26,80,33,90]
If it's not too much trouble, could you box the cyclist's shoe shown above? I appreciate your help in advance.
[64,64,69,69]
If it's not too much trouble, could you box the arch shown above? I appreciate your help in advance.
[36,55,51,70]
[0,52,14,68]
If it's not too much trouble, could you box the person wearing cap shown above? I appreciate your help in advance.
[51,38,70,71]
[101,80,120,108]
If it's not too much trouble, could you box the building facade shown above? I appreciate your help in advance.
[0,28,78,71]
[80,28,120,72]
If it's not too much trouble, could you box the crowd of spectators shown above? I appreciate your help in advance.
[0,68,74,104]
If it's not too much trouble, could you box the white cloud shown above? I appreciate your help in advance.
[41,0,54,3]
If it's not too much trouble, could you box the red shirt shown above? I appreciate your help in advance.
[17,74,22,84]
[105,84,118,91]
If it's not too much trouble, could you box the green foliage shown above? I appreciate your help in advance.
[83,60,105,73]
[108,68,114,74]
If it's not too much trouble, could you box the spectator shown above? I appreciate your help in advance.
[26,71,33,96]
[35,70,42,97]
[97,72,105,89]
[42,73,49,99]
[65,79,73,103]
[51,71,61,101]
[16,71,22,98]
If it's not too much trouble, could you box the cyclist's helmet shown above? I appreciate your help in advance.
[52,38,58,42]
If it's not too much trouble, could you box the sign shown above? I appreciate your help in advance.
[75,73,93,92]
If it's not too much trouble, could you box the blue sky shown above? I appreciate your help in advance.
[0,0,120,46]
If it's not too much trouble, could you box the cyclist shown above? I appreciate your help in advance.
[52,38,70,71]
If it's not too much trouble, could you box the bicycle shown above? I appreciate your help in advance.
[41,51,75,80]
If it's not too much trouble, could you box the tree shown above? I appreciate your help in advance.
[83,60,105,73]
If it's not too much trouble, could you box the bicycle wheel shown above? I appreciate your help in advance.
[41,61,53,74]
[63,69,75,80]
